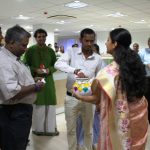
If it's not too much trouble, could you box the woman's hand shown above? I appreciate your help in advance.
[71,89,82,100]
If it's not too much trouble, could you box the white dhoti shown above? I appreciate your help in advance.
[32,105,57,133]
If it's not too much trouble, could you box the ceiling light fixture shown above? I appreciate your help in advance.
[133,20,146,24]
[65,1,88,8]
[14,15,31,20]
[47,15,76,24]
[54,28,60,31]
[56,20,67,24]
[29,31,33,34]
[86,24,94,28]
[23,25,33,30]
[73,30,80,33]
[106,12,127,17]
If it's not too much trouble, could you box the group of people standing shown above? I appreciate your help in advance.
[55,28,149,150]
[0,26,58,150]
[0,25,149,150]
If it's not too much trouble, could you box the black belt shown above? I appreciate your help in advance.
[0,103,32,108]
[67,91,73,97]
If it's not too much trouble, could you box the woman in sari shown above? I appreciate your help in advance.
[73,28,148,150]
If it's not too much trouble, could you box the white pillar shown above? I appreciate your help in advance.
[46,32,54,50]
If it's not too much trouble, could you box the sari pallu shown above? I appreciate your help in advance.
[96,61,148,150]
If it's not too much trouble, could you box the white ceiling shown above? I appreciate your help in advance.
[0,0,150,36]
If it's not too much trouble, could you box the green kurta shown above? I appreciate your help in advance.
[24,44,57,105]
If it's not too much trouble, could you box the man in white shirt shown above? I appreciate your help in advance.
[0,25,45,150]
[55,28,105,150]
[138,37,150,123]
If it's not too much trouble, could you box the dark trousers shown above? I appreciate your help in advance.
[145,77,150,123]
[0,104,33,150]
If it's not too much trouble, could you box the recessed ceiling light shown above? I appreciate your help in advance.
[54,28,60,31]
[134,20,146,24]
[23,25,32,30]
[29,31,33,34]
[14,15,31,20]
[56,20,67,24]
[73,30,80,33]
[106,12,127,17]
[65,1,88,9]
[86,25,94,28]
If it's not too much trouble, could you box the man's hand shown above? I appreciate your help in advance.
[74,69,81,75]
[46,68,50,74]
[34,81,45,92]
[35,68,45,75]
[35,68,49,75]
[77,71,87,78]
[34,77,43,82]
[74,69,87,78]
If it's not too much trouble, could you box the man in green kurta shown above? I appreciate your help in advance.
[24,28,59,136]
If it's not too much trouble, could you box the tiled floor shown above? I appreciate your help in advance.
[27,113,150,150]
[27,113,68,150]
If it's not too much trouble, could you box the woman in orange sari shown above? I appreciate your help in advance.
[73,28,148,150]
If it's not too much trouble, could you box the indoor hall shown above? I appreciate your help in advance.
[0,0,150,150]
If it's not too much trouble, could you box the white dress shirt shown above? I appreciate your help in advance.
[138,48,150,76]
[0,47,36,104]
[55,47,105,91]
